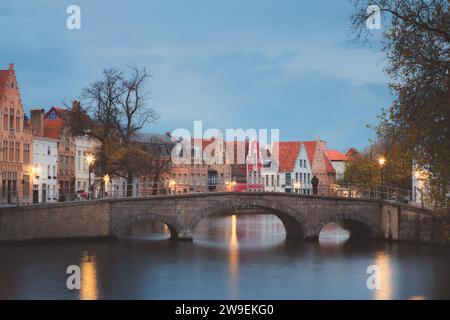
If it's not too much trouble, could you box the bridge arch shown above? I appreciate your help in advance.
[111,212,183,240]
[185,198,307,239]
[314,213,382,241]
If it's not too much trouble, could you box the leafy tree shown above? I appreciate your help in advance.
[351,0,449,206]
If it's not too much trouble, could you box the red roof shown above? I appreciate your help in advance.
[325,149,347,161]
[278,142,301,172]
[345,148,359,157]
[44,106,67,120]
[301,140,336,174]
[43,119,64,139]
[324,154,336,174]
[302,141,317,167]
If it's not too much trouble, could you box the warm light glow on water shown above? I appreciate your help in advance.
[1,214,449,299]
[80,251,99,300]
[229,215,239,297]
[374,251,392,300]
[319,222,350,245]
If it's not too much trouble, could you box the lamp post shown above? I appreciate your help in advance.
[169,178,176,195]
[378,156,386,199]
[231,179,236,192]
[293,181,301,194]
[86,154,95,200]
[103,174,110,198]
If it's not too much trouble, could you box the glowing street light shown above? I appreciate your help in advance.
[378,156,386,199]
[32,165,40,179]
[293,181,301,193]
[86,153,95,200]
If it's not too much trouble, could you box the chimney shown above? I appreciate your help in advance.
[72,100,81,112]
[30,109,45,136]
[9,63,14,71]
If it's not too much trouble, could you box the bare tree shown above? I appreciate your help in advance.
[66,66,160,197]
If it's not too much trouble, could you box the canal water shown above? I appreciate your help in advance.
[0,214,449,300]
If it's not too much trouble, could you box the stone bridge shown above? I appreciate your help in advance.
[0,192,448,244]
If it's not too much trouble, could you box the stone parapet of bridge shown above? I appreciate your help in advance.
[0,192,447,245]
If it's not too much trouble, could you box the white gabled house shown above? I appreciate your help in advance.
[262,142,313,194]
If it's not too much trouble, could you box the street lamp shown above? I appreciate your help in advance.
[378,156,386,199]
[293,181,301,194]
[86,154,95,200]
[231,180,237,192]
[103,174,110,198]
[169,178,176,194]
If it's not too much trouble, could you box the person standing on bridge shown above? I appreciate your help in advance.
[311,175,319,195]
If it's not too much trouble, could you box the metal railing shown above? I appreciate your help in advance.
[0,182,414,207]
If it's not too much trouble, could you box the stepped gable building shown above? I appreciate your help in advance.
[0,64,34,204]
[303,139,336,191]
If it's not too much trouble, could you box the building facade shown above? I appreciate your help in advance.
[0,64,34,205]
[303,139,336,193]
[325,149,347,181]
[32,136,58,203]
[262,142,313,194]
[75,135,98,196]
[44,106,76,200]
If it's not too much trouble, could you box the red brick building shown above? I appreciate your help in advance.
[0,64,34,204]
[43,106,76,199]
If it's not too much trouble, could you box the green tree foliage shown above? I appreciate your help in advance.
[351,0,449,206]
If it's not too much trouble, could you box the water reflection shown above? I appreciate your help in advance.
[319,222,350,245]
[1,213,450,299]
[229,215,239,298]
[79,251,99,300]
[374,251,392,300]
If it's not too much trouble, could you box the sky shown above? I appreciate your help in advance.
[0,0,391,151]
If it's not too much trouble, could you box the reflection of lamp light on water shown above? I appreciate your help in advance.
[374,252,392,300]
[229,215,239,298]
[80,251,99,300]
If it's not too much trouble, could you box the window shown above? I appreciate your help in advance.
[299,159,303,168]
[77,150,81,171]
[23,175,30,197]
[16,115,20,132]
[23,143,30,164]
[307,173,311,184]
[64,156,69,175]
[9,109,14,130]
[15,142,20,162]
[47,146,51,155]
[295,172,299,182]
[265,175,268,187]
[271,175,274,187]
[69,156,74,175]
[304,160,307,168]
[47,111,58,120]
[9,142,14,161]
[47,165,51,178]
[3,112,7,129]
[53,165,56,177]
[285,173,291,186]
[276,175,280,187]
[82,151,86,171]
[2,141,7,161]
